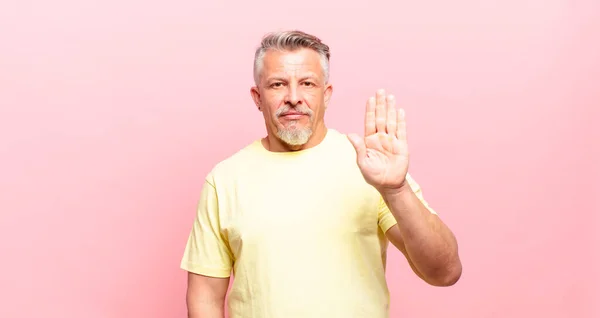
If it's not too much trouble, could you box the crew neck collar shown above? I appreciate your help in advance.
[252,128,337,156]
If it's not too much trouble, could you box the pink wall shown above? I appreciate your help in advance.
[1,0,598,317]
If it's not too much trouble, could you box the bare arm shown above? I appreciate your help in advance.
[346,89,461,285]
[186,272,230,318]
[382,184,462,286]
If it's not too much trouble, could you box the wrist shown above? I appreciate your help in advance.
[378,179,412,199]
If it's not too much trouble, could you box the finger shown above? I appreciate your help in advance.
[365,97,376,136]
[396,108,406,140]
[375,89,386,133]
[396,108,409,153]
[386,94,397,135]
[347,133,367,159]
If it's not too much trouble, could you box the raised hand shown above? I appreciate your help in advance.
[347,89,409,193]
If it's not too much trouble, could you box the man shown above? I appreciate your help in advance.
[181,30,462,317]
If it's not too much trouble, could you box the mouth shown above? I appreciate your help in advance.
[279,112,307,120]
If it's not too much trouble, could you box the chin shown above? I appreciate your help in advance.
[277,127,312,146]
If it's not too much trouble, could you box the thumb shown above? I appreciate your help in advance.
[347,133,366,159]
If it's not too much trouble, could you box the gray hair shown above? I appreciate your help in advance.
[253,30,331,85]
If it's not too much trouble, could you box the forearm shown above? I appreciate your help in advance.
[381,184,461,286]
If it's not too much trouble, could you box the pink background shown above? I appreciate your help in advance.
[1,0,598,317]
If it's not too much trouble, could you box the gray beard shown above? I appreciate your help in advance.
[276,123,313,146]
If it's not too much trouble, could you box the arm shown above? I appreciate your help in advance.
[346,89,461,286]
[382,182,461,286]
[181,176,234,317]
[186,272,229,318]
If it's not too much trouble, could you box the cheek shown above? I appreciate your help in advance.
[263,93,285,108]
[258,104,276,118]
[302,92,324,111]
[302,89,319,98]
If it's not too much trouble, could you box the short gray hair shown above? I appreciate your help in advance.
[253,30,331,85]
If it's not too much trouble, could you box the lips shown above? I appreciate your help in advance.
[280,112,307,120]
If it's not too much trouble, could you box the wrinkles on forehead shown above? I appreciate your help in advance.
[262,49,325,83]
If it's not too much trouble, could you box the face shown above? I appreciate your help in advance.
[250,48,333,147]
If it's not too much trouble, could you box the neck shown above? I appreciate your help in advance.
[263,123,328,152]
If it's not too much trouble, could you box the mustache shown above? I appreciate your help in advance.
[275,104,313,117]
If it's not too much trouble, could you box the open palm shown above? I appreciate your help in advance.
[347,89,409,192]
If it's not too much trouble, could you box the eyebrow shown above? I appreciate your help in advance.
[266,74,319,82]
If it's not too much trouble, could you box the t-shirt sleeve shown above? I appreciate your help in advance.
[180,177,233,278]
[378,173,438,233]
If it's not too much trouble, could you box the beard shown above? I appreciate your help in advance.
[277,124,313,146]
[275,104,314,146]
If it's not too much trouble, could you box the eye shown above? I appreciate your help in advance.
[270,82,284,88]
[301,81,315,87]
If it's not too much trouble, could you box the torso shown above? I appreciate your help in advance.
[211,129,392,317]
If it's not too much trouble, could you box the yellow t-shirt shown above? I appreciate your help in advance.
[181,128,436,318]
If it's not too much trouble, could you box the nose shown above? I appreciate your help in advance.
[284,83,301,106]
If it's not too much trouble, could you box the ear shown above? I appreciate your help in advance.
[250,86,262,111]
[323,83,333,109]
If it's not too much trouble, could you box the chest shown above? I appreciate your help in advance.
[218,160,381,258]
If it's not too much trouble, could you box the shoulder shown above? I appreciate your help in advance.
[205,139,263,185]
[323,128,358,156]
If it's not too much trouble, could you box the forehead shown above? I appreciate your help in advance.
[262,48,323,78]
